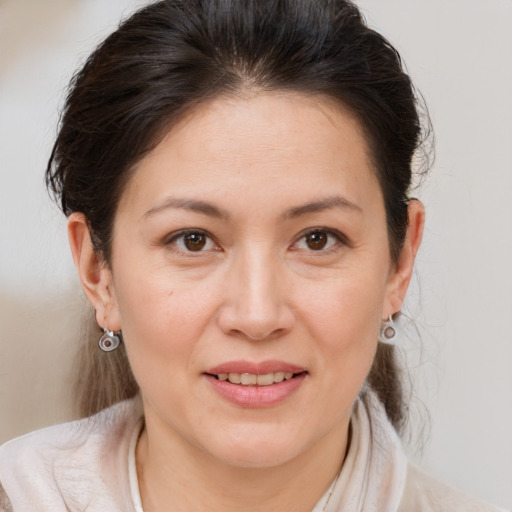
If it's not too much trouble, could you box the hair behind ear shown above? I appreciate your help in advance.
[73,307,138,418]
[0,482,13,512]
[366,342,404,432]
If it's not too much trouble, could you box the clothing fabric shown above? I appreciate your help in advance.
[0,392,506,512]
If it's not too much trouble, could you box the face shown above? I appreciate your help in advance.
[102,93,406,468]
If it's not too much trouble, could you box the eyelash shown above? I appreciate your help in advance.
[163,227,349,255]
[163,229,218,255]
[292,227,349,254]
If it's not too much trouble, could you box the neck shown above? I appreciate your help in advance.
[136,412,351,512]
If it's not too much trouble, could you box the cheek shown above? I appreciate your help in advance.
[301,270,387,348]
[294,264,387,394]
[111,263,219,375]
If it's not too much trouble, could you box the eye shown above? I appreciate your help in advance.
[166,229,217,253]
[293,228,343,252]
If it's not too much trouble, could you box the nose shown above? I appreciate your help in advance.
[217,248,295,341]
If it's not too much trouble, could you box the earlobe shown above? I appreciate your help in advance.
[383,199,425,317]
[67,213,121,330]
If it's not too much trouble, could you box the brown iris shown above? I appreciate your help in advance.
[184,233,207,251]
[306,231,328,250]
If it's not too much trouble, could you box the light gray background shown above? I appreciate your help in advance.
[1,0,511,508]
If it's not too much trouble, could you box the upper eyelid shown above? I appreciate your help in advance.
[293,227,349,246]
[162,226,350,250]
[164,228,212,243]
[163,229,219,252]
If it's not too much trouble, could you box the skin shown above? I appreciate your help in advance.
[69,92,424,511]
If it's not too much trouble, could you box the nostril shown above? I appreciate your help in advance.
[216,296,295,341]
[229,327,287,342]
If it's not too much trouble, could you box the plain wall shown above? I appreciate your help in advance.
[1,0,511,508]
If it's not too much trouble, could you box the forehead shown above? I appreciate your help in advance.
[120,92,381,215]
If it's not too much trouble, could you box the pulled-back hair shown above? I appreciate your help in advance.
[46,0,431,430]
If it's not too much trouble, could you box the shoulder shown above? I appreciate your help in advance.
[0,396,142,468]
[0,397,142,511]
[399,463,509,512]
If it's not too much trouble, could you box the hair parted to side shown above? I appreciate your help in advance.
[46,0,432,429]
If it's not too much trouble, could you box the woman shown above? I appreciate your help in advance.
[0,1,506,510]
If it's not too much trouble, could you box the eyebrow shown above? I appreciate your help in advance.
[142,198,230,220]
[142,195,361,221]
[283,196,362,219]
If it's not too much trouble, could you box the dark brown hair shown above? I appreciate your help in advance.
[46,0,431,430]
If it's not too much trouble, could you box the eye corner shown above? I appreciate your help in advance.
[162,228,221,255]
[291,227,351,253]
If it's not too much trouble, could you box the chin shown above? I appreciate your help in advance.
[204,426,311,469]
[217,446,299,469]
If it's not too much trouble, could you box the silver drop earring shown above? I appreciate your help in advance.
[378,315,398,345]
[98,329,121,352]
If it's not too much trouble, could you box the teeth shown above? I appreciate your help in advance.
[228,373,241,384]
[256,373,274,386]
[221,371,299,386]
[240,373,257,385]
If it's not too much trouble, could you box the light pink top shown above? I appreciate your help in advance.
[0,391,506,511]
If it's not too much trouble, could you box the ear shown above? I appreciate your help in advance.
[382,199,425,318]
[68,212,121,331]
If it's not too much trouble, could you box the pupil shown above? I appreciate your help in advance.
[185,233,206,251]
[307,232,327,250]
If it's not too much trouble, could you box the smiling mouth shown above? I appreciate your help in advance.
[207,371,307,386]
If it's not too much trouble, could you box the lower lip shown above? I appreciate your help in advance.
[204,373,307,408]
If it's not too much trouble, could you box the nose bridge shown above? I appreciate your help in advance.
[242,245,278,309]
[219,242,292,340]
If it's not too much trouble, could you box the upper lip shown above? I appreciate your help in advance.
[205,360,306,375]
